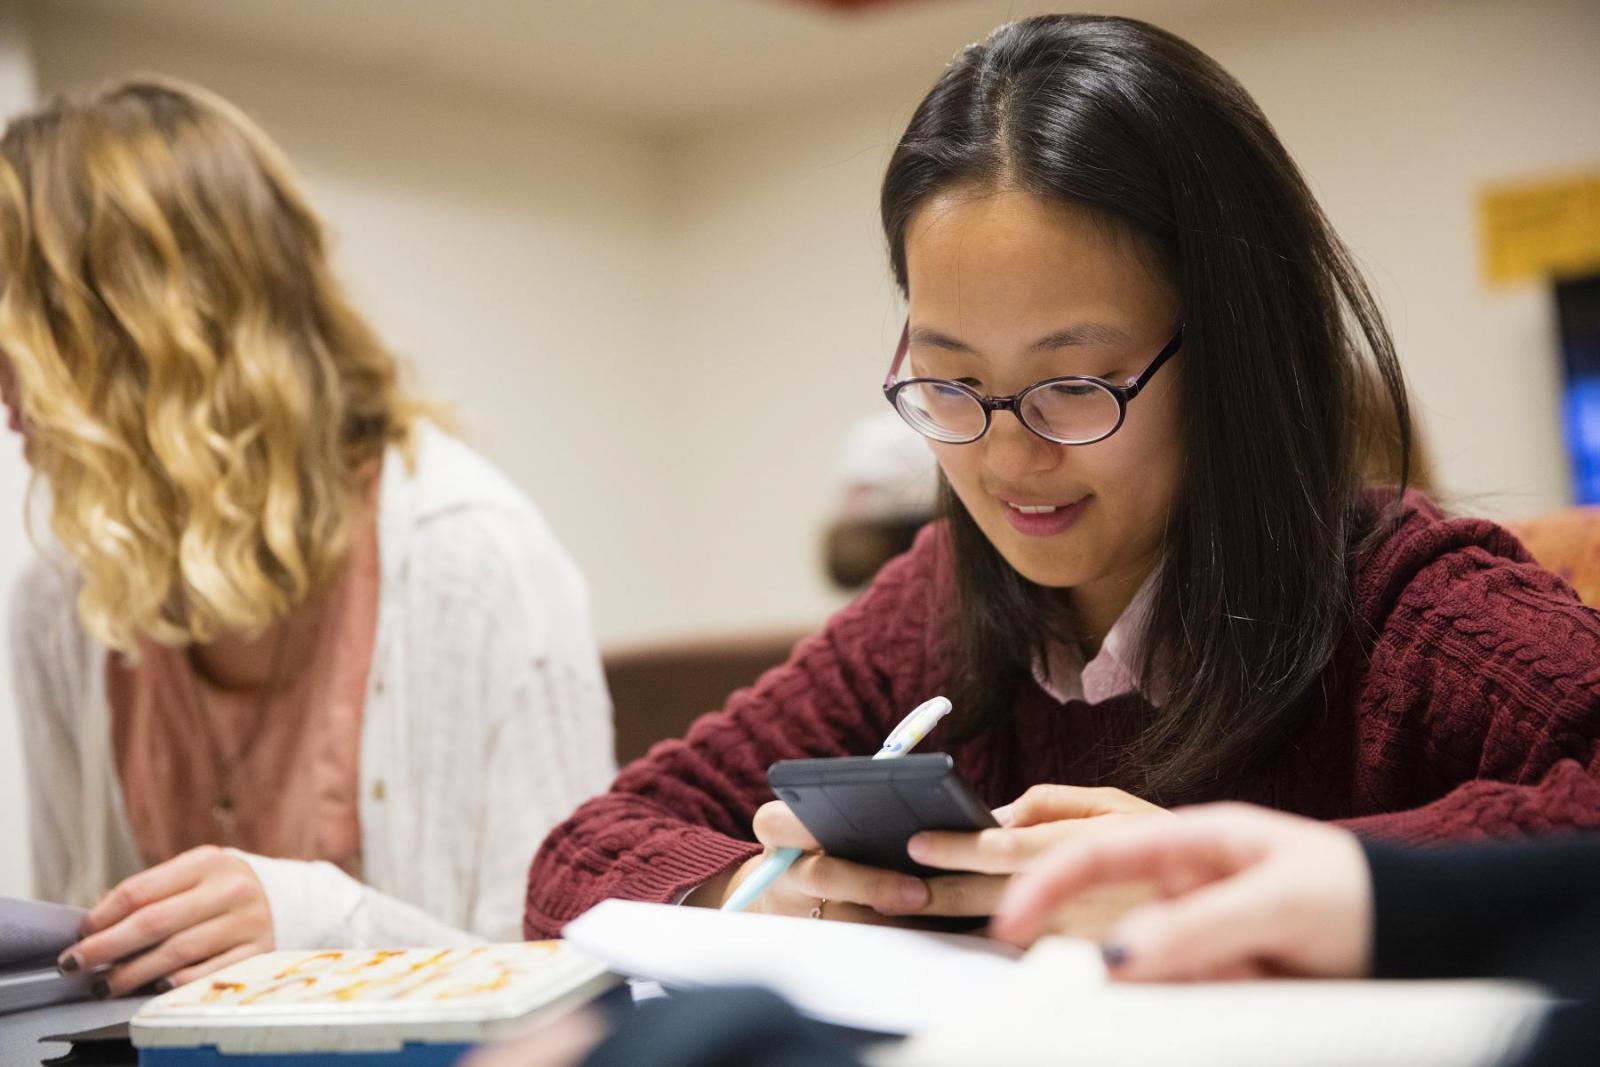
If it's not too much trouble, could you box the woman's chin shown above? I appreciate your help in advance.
[994,545,1097,590]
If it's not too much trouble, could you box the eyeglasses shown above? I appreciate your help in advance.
[882,322,1185,446]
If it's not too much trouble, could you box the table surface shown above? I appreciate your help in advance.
[3,996,149,1066]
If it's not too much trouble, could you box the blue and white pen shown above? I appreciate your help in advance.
[721,695,954,913]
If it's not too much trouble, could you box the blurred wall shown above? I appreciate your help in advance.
[0,2,37,898]
[662,0,1600,628]
[1199,0,1597,514]
[1,0,1597,895]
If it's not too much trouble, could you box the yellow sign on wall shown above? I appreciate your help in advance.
[1479,171,1600,287]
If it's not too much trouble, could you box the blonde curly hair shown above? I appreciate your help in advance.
[0,76,427,652]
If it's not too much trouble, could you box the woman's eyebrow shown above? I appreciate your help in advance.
[908,322,1132,354]
[1030,323,1132,348]
[907,327,975,352]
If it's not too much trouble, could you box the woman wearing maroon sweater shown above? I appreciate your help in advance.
[524,14,1600,938]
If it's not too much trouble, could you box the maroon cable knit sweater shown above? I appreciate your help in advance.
[525,494,1600,937]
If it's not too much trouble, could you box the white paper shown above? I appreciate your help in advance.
[874,952,1551,1067]
[564,900,1550,1064]
[562,899,1101,1034]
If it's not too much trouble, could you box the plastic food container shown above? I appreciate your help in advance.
[131,942,617,1066]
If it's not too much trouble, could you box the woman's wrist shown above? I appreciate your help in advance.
[683,854,763,909]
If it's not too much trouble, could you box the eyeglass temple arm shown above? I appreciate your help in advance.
[1126,323,1186,396]
[884,321,911,389]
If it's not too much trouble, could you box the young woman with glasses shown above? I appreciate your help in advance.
[523,14,1600,936]
[1,78,615,996]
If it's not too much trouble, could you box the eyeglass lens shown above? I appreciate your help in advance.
[894,379,1122,444]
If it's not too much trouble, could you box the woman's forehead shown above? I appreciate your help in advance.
[904,190,1174,338]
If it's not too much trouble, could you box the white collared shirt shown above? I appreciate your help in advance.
[1030,575,1162,706]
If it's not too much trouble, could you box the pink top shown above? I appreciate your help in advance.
[109,495,381,877]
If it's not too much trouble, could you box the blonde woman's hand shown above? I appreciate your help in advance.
[687,800,931,924]
[992,802,1373,982]
[59,845,275,997]
[903,785,1173,934]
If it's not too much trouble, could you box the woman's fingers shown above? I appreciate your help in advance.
[805,899,903,926]
[751,801,821,852]
[64,847,275,994]
[1101,825,1372,981]
[908,823,1077,875]
[81,847,220,937]
[164,942,268,990]
[1100,875,1284,982]
[1040,881,1161,942]
[67,882,227,975]
[992,827,1234,945]
[1007,785,1168,826]
[786,853,929,914]
[916,872,1010,916]
[99,912,243,997]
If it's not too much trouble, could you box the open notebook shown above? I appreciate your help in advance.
[564,900,1552,1067]
[1,896,95,1014]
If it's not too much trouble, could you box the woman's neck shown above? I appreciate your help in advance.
[1065,559,1156,658]
[187,601,324,691]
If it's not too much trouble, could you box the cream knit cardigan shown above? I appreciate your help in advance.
[12,424,616,948]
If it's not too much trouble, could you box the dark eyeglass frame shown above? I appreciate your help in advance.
[881,321,1186,446]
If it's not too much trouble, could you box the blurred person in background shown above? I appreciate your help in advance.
[0,77,615,997]
[821,409,938,591]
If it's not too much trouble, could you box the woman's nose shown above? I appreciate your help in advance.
[981,407,1061,482]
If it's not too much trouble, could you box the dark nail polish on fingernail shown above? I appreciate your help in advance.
[57,953,80,975]
[1101,943,1129,968]
[91,980,110,1000]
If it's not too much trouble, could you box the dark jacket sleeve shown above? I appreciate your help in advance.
[1364,834,1600,997]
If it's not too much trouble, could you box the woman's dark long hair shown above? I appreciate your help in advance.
[882,15,1411,801]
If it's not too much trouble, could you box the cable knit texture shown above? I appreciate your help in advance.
[14,423,617,947]
[525,492,1600,937]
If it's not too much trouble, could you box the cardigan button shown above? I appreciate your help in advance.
[372,779,387,802]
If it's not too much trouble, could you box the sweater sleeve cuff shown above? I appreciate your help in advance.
[1337,763,1600,846]
[625,828,765,906]
[527,828,762,938]
[231,849,364,950]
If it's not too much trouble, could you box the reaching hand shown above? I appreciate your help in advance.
[902,785,1172,935]
[992,802,1373,982]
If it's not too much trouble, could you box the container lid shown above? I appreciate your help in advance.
[131,942,616,1054]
